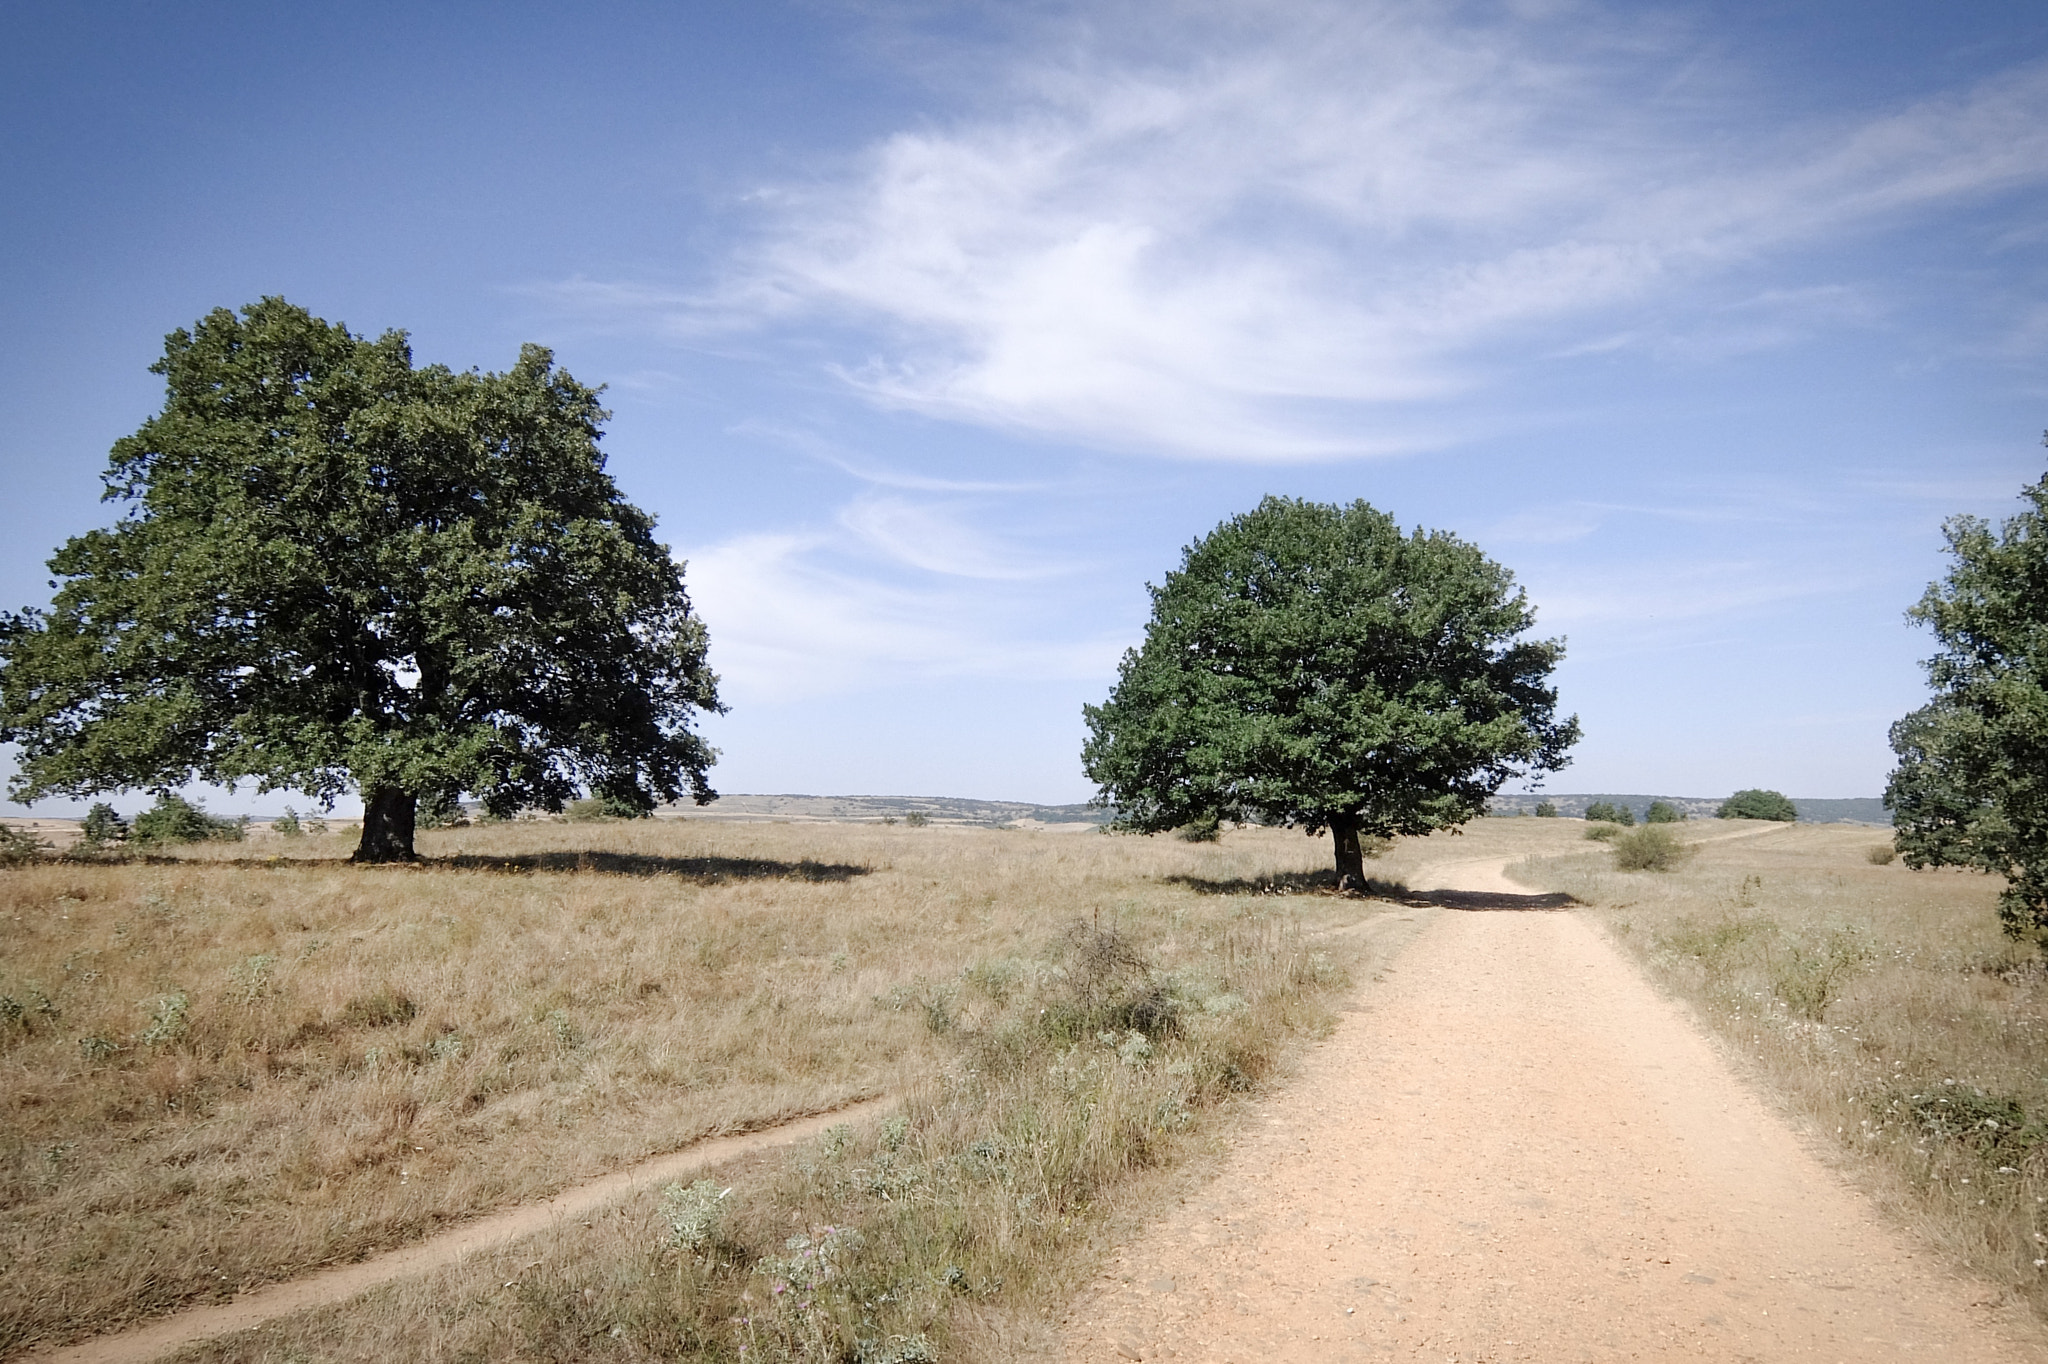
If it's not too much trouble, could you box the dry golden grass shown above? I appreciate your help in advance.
[1,818,1378,1358]
[1508,819,2048,1321]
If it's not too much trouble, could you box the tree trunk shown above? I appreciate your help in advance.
[353,786,419,863]
[1329,811,1366,892]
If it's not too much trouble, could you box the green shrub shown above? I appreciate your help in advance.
[1866,843,1898,865]
[1534,800,1557,818]
[1769,926,1871,1020]
[1176,811,1222,842]
[904,811,930,828]
[79,802,128,849]
[1584,823,1623,842]
[564,793,644,822]
[0,823,51,864]
[1645,800,1686,824]
[1717,788,1797,821]
[1584,800,1635,826]
[1613,825,1690,871]
[129,794,243,847]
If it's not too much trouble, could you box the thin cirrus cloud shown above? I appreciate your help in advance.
[653,5,2048,463]
[837,494,1078,581]
[682,532,1119,702]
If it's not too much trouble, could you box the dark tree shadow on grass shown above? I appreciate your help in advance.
[437,852,869,881]
[1167,871,1575,911]
[138,851,869,882]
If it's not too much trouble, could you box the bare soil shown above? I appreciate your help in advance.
[1058,849,2048,1362]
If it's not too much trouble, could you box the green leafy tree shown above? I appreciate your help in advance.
[1584,800,1635,826]
[130,794,242,847]
[1081,497,1579,888]
[1717,789,1797,821]
[79,802,129,848]
[0,823,50,865]
[1534,800,1558,818]
[0,299,722,862]
[1886,455,2048,936]
[1645,800,1685,824]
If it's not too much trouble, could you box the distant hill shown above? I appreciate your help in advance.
[673,793,1109,829]
[1485,793,1890,825]
[682,791,1893,829]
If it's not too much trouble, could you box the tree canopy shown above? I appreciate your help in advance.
[1885,456,2048,937]
[1080,496,1579,886]
[1716,789,1797,821]
[0,298,723,861]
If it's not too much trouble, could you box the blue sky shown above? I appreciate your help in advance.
[3,0,2046,814]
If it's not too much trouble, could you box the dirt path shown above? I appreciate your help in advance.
[1059,854,2048,1363]
[33,1098,894,1364]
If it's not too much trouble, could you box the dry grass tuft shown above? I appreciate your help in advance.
[2,819,1376,1358]
[1509,821,2048,1322]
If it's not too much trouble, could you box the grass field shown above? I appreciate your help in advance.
[1507,819,2048,1320]
[12,813,2045,1359]
[0,818,1395,1359]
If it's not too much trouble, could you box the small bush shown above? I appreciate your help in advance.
[1717,788,1797,821]
[79,803,129,849]
[564,793,644,822]
[1645,800,1686,824]
[130,794,243,847]
[1866,843,1898,865]
[1584,823,1624,842]
[271,807,304,837]
[1613,825,1690,871]
[0,823,51,865]
[1769,927,1871,1020]
[1177,812,1222,842]
[1584,801,1635,826]
[1041,921,1178,1042]
[1534,800,1557,818]
[903,811,930,828]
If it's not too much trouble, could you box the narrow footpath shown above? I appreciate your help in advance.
[1058,863,2048,1362]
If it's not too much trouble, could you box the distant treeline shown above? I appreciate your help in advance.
[1485,793,1891,825]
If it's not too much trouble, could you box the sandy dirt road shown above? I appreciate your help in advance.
[1059,858,2048,1363]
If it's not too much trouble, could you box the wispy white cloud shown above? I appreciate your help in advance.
[625,2,2048,461]
[727,420,1048,493]
[837,494,1076,579]
[1533,561,1865,632]
[683,531,1120,703]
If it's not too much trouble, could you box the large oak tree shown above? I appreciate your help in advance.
[0,299,723,861]
[1082,497,1578,887]
[1885,450,2048,937]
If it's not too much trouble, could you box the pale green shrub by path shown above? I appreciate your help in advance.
[1,819,1374,1355]
[1507,822,2048,1324]
[1612,824,1691,872]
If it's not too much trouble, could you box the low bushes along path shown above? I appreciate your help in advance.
[1059,845,2048,1363]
